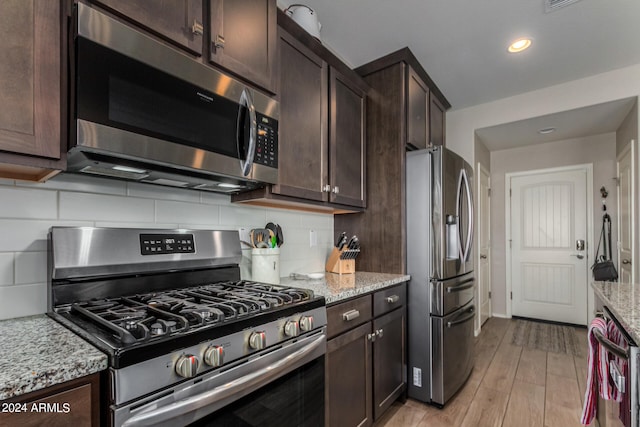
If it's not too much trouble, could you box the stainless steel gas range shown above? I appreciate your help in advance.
[47,227,326,427]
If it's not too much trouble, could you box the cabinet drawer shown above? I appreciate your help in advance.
[373,283,406,317]
[327,295,372,339]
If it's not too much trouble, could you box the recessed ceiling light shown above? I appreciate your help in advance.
[508,38,532,53]
[538,127,556,134]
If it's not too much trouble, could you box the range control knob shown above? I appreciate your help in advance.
[299,315,314,332]
[249,331,267,350]
[203,345,225,367]
[284,320,300,337]
[175,354,199,378]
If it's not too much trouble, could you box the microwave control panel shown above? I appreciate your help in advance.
[254,113,278,169]
[140,234,195,255]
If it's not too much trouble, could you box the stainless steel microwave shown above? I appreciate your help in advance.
[67,3,279,193]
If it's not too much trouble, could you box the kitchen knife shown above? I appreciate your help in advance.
[336,232,347,249]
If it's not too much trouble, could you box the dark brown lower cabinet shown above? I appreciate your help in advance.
[325,283,406,427]
[0,373,101,427]
[326,322,372,427]
[372,307,406,419]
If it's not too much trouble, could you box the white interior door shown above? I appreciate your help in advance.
[617,143,634,284]
[510,168,588,325]
[478,164,491,325]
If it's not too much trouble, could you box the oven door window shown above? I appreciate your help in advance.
[76,38,242,160]
[188,355,324,427]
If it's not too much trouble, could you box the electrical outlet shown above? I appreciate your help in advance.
[413,367,422,387]
[309,229,317,247]
[238,228,251,248]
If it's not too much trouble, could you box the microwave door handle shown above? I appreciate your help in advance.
[238,88,257,177]
[121,333,326,427]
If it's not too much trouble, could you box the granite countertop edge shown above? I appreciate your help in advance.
[281,271,411,304]
[591,281,640,344]
[0,315,108,401]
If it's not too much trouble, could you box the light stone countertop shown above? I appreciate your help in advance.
[591,281,640,344]
[280,271,410,304]
[0,315,108,400]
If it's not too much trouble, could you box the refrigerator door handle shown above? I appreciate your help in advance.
[456,168,474,262]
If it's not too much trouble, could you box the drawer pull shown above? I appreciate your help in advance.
[386,295,400,304]
[342,309,360,321]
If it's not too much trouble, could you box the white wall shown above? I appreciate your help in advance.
[0,174,334,320]
[489,132,617,317]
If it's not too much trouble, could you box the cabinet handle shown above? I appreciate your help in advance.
[375,328,384,338]
[386,295,399,304]
[322,184,331,193]
[332,186,340,194]
[191,19,204,36]
[342,309,360,321]
[480,254,487,259]
[214,34,225,49]
[367,333,376,342]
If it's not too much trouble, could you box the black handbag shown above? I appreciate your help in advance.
[591,213,618,281]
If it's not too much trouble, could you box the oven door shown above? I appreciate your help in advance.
[114,330,325,427]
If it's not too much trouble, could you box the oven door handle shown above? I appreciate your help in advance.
[593,328,629,360]
[121,333,326,427]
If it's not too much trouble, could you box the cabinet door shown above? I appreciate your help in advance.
[209,0,276,93]
[0,0,60,159]
[92,0,203,55]
[329,67,366,208]
[0,374,100,427]
[406,66,429,151]
[372,308,406,420]
[272,30,328,202]
[429,92,446,147]
[326,322,373,427]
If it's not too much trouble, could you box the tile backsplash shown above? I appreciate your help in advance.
[0,174,334,320]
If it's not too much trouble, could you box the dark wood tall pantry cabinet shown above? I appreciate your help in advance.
[334,48,450,274]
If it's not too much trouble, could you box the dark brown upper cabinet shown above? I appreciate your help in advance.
[270,42,366,208]
[208,0,277,94]
[329,67,366,208]
[271,30,328,202]
[0,0,65,181]
[90,0,204,56]
[429,92,446,147]
[406,66,429,151]
[232,11,368,213]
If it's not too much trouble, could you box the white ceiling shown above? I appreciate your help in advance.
[475,97,636,151]
[278,0,640,151]
[278,0,640,111]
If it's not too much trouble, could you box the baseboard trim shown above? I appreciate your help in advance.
[491,313,511,319]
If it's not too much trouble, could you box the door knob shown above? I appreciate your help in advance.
[570,253,585,259]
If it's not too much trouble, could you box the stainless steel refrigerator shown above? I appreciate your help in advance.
[406,147,475,406]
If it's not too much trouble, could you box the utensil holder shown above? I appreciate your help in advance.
[325,247,359,275]
[252,248,280,284]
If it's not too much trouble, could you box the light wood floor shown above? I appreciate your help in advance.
[375,317,592,427]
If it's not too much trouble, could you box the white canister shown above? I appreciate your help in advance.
[251,248,280,284]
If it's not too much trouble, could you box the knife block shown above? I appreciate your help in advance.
[325,247,357,275]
